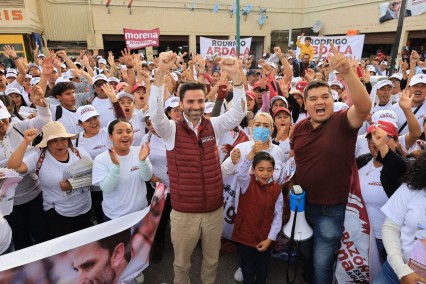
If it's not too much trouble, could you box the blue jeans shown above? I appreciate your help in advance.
[301,203,346,284]
[373,260,399,284]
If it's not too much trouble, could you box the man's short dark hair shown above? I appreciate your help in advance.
[51,82,76,98]
[304,80,331,100]
[179,82,206,101]
[98,228,132,262]
[305,36,312,42]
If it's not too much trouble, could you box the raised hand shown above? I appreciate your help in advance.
[42,57,54,76]
[30,85,45,104]
[121,49,133,68]
[23,129,38,143]
[56,50,67,59]
[157,51,177,73]
[231,148,241,165]
[109,145,120,165]
[399,88,412,111]
[139,141,150,161]
[100,83,117,101]
[3,45,17,59]
[410,50,420,65]
[278,79,291,98]
[328,43,351,75]
[371,126,389,148]
[107,51,115,66]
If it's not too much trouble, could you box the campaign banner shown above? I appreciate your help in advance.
[200,37,252,58]
[296,35,365,61]
[335,163,381,283]
[0,183,166,284]
[379,1,426,23]
[123,28,160,50]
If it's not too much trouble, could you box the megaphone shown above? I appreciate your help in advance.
[283,185,313,241]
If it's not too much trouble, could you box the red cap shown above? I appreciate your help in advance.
[131,84,146,93]
[295,81,308,93]
[246,91,256,101]
[253,81,268,91]
[273,107,291,117]
[115,82,128,93]
[367,120,398,138]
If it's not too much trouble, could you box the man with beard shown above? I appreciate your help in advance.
[72,229,131,284]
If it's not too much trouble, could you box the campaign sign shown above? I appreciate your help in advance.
[296,35,365,61]
[123,28,160,50]
[200,37,252,58]
[0,183,166,284]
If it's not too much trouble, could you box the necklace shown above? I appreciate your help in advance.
[365,160,378,176]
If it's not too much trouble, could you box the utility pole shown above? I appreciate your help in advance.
[236,0,240,57]
[389,0,407,75]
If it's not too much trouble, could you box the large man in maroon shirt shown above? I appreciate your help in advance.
[291,44,371,284]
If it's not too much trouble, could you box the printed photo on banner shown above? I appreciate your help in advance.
[0,183,166,284]
[123,28,160,50]
[295,35,365,62]
[200,37,252,58]
[379,0,426,23]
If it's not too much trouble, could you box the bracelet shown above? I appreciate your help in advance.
[233,82,243,87]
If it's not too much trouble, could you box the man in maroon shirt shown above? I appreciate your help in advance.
[291,44,371,284]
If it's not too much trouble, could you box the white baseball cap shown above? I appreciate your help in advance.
[372,110,398,126]
[98,59,107,65]
[38,53,45,58]
[333,102,349,112]
[409,74,426,87]
[5,72,17,79]
[55,77,71,85]
[389,73,403,81]
[270,96,288,108]
[204,102,214,114]
[30,77,41,86]
[367,65,376,73]
[117,91,134,102]
[5,87,21,96]
[266,62,277,69]
[28,63,41,71]
[0,100,11,120]
[66,69,78,79]
[165,96,180,108]
[6,68,17,75]
[376,80,393,89]
[77,105,100,122]
[25,74,32,79]
[108,77,120,84]
[380,61,388,66]
[92,74,108,85]
[329,80,344,89]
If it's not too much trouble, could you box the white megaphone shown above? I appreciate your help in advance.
[283,185,313,241]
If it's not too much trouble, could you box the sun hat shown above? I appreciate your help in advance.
[36,121,78,148]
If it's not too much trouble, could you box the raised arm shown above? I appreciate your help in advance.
[7,129,38,173]
[122,49,136,94]
[56,50,78,70]
[399,89,422,149]
[4,45,26,86]
[329,43,371,128]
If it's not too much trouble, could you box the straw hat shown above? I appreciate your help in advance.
[36,121,78,148]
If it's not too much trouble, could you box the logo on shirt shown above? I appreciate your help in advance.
[93,145,106,150]
[131,166,139,171]
[201,136,215,143]
[133,129,140,133]
[368,181,382,187]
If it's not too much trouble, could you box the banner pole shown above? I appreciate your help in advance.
[389,0,408,75]
[236,0,240,57]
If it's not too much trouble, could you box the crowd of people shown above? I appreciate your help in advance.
[0,32,425,284]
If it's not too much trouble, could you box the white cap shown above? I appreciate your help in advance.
[372,110,398,125]
[291,77,302,88]
[5,87,21,96]
[376,79,393,89]
[92,74,108,85]
[367,65,376,73]
[380,61,388,66]
[60,63,67,69]
[28,63,41,71]
[0,100,11,120]
[65,69,78,79]
[329,80,344,89]
[77,105,100,122]
[204,102,214,114]
[170,72,178,82]
[165,96,180,108]
[53,67,58,73]
[148,61,155,65]
[38,53,45,58]
[270,96,289,108]
[55,77,71,85]
[117,91,134,102]
[389,73,403,81]
[317,61,324,67]
[75,61,82,67]
[409,74,426,86]
[98,58,107,65]
[333,102,349,112]
[96,55,102,60]
[30,77,40,86]
[25,74,32,79]
[266,62,277,69]
[6,68,17,75]
[108,77,120,84]
[5,72,17,79]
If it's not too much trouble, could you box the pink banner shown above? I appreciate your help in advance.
[123,28,160,50]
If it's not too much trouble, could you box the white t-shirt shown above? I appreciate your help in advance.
[391,100,426,135]
[130,110,146,146]
[50,105,82,135]
[359,159,388,239]
[381,184,426,262]
[141,133,169,191]
[91,97,116,128]
[23,148,92,217]
[92,146,150,219]
[277,138,291,162]
[77,128,111,160]
[373,101,393,113]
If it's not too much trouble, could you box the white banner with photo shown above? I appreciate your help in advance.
[200,37,252,58]
[296,35,365,61]
[379,1,426,23]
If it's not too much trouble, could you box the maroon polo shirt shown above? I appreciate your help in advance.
[291,110,358,205]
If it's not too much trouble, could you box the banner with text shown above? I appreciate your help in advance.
[296,35,365,61]
[379,1,426,23]
[0,183,166,284]
[123,28,160,50]
[200,37,252,58]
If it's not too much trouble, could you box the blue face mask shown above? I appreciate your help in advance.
[253,127,271,143]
